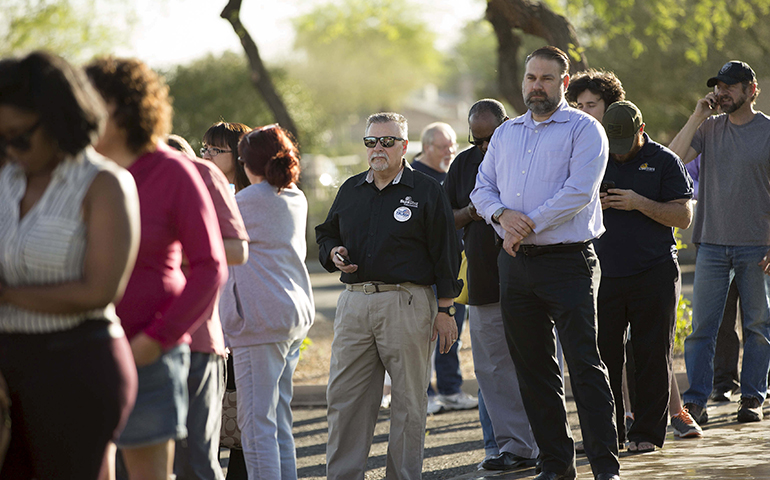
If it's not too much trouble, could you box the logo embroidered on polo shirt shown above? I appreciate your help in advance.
[400,196,419,208]
[639,163,655,172]
[394,206,412,222]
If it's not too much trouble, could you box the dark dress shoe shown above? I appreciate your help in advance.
[534,471,577,480]
[480,451,537,470]
[595,474,620,480]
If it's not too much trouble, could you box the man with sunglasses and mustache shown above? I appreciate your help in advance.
[444,99,540,471]
[471,46,619,480]
[316,112,461,480]
[670,61,770,424]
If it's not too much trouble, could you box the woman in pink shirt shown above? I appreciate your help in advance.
[86,57,227,480]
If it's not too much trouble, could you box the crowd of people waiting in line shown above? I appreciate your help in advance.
[0,44,768,480]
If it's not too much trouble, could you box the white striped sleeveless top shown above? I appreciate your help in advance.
[0,149,119,333]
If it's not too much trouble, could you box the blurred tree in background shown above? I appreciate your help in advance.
[0,0,133,61]
[291,0,444,123]
[165,52,328,152]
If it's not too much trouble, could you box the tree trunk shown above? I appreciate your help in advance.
[486,0,588,115]
[221,0,299,139]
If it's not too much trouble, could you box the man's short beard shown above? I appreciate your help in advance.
[369,155,389,172]
[720,95,746,114]
[525,93,560,116]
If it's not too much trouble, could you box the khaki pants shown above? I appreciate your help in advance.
[326,283,436,480]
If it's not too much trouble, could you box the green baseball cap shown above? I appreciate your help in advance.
[602,101,643,155]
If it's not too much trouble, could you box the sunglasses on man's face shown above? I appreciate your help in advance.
[0,121,41,154]
[363,136,405,148]
[468,131,493,147]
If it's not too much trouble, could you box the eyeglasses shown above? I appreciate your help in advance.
[468,129,493,147]
[0,121,41,153]
[200,146,232,157]
[363,136,405,148]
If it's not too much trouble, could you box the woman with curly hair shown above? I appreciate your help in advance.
[219,124,314,479]
[202,122,252,192]
[0,51,139,479]
[85,57,227,480]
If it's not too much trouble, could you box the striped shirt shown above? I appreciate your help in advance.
[0,149,119,333]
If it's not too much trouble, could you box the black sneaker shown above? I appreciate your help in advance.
[737,396,764,422]
[683,402,708,425]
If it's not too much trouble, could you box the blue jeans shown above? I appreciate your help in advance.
[233,338,303,480]
[429,302,467,396]
[684,244,770,406]
[175,352,226,480]
[478,389,498,456]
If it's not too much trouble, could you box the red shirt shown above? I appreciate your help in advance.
[187,157,249,356]
[117,144,227,349]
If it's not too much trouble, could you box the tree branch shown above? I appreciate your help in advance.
[221,0,298,139]
[486,0,588,114]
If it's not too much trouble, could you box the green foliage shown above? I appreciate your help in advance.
[576,0,770,139]
[442,19,500,101]
[675,295,693,354]
[0,0,132,61]
[567,0,770,65]
[164,52,328,151]
[291,0,444,120]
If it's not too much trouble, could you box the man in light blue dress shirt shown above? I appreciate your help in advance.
[471,46,619,480]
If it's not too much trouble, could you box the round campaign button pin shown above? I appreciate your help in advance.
[394,206,412,222]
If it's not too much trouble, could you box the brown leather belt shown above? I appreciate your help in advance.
[345,282,415,304]
[519,241,590,257]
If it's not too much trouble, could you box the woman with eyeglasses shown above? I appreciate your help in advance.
[0,52,139,479]
[86,57,228,480]
[201,122,252,193]
[219,124,314,480]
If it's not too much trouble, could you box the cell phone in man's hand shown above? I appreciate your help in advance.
[335,252,352,266]
[600,181,616,194]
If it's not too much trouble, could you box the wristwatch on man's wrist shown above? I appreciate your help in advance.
[492,207,506,224]
[438,305,457,316]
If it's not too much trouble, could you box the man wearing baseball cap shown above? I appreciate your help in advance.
[670,60,770,424]
[598,101,694,453]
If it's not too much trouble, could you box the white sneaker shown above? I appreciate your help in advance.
[380,393,391,409]
[427,395,445,414]
[439,391,478,411]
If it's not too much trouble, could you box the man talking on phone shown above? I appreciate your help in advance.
[670,60,770,424]
[316,112,461,480]
[597,101,693,453]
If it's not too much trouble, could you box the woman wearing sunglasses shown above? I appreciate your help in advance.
[202,122,252,193]
[0,52,139,479]
[219,124,314,480]
[86,57,228,480]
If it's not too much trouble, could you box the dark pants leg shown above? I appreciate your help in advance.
[434,303,466,395]
[713,278,741,394]
[0,322,137,480]
[598,260,679,448]
[499,246,618,477]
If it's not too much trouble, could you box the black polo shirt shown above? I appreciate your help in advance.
[595,133,693,277]
[411,159,447,184]
[316,163,462,299]
[444,146,501,305]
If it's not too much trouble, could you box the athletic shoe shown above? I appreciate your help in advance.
[737,396,764,423]
[380,393,391,409]
[439,391,479,411]
[427,395,445,414]
[671,407,703,438]
[683,402,708,425]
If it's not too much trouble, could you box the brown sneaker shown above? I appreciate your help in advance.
[737,396,764,423]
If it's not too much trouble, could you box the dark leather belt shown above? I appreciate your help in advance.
[519,241,590,257]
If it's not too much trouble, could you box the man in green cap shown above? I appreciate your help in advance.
[596,100,694,453]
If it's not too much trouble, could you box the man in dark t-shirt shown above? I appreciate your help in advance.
[597,101,693,452]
